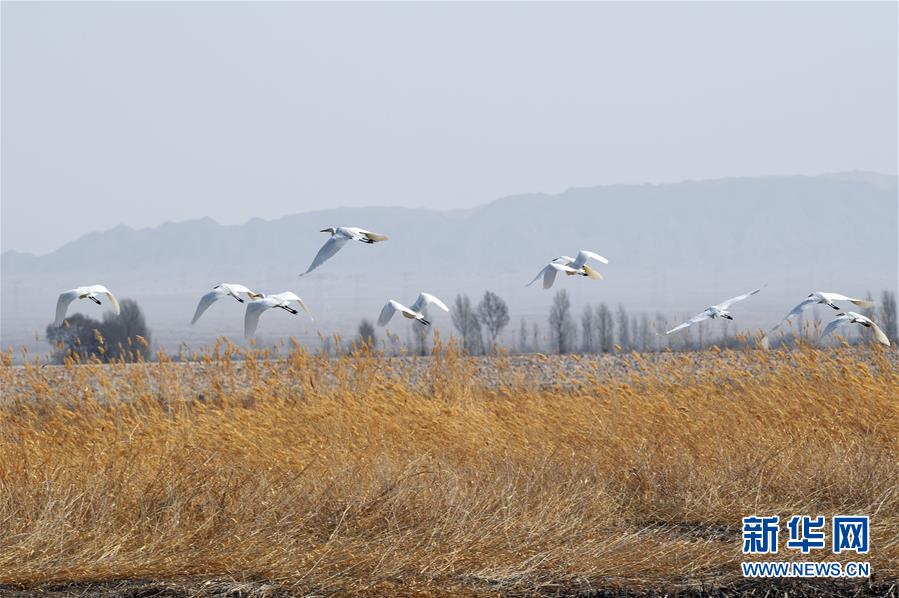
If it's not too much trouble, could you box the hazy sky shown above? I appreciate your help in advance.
[2,1,896,255]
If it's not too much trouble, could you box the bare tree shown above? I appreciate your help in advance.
[881,289,898,344]
[451,294,484,354]
[518,317,528,353]
[595,303,614,352]
[581,305,595,353]
[548,289,576,354]
[532,322,541,353]
[357,319,377,348]
[616,305,631,351]
[477,291,510,351]
[654,313,667,351]
[639,314,652,352]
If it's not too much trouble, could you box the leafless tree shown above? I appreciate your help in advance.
[451,294,484,354]
[357,319,377,348]
[639,314,652,352]
[518,317,529,353]
[616,305,631,351]
[548,289,576,354]
[477,291,510,352]
[881,289,898,344]
[595,303,614,352]
[581,305,595,353]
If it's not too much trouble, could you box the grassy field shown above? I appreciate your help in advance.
[0,341,897,595]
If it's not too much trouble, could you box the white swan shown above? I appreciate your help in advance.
[526,250,609,289]
[378,292,449,327]
[300,227,389,276]
[54,285,120,327]
[821,311,890,346]
[666,287,762,335]
[191,283,262,325]
[244,292,313,338]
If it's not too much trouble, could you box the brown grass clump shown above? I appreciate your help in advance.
[0,342,897,595]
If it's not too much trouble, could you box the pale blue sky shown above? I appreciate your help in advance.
[2,1,896,255]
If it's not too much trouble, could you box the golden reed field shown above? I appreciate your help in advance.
[1,339,897,595]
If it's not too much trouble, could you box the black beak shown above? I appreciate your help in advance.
[237,297,245,303]
[90,297,102,305]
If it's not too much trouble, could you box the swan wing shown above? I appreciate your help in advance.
[54,289,81,327]
[666,311,710,335]
[191,290,222,325]
[716,287,762,310]
[300,236,349,276]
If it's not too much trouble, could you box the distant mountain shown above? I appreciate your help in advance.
[2,174,896,353]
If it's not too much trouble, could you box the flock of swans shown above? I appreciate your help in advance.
[54,226,891,347]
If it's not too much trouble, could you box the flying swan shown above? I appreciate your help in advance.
[666,287,762,335]
[526,250,609,289]
[191,283,262,325]
[54,285,120,327]
[300,227,389,276]
[378,292,449,327]
[244,292,314,338]
[820,311,890,347]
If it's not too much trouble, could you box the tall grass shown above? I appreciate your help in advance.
[0,342,897,594]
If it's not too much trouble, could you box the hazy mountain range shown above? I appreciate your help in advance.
[2,172,896,354]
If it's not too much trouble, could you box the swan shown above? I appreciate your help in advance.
[526,250,608,289]
[378,292,449,327]
[300,227,389,276]
[191,283,262,325]
[54,285,120,327]
[244,292,313,338]
[666,287,762,335]
[821,311,890,346]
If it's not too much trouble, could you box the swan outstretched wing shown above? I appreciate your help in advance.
[820,314,852,340]
[54,289,81,327]
[526,265,549,287]
[301,236,349,276]
[410,292,449,314]
[191,290,223,325]
[244,299,277,338]
[666,311,711,335]
[378,300,406,326]
[571,250,609,269]
[870,322,891,346]
[716,287,762,310]
[767,296,818,337]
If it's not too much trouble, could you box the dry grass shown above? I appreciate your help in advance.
[0,341,897,595]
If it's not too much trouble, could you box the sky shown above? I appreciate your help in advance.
[2,1,896,256]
